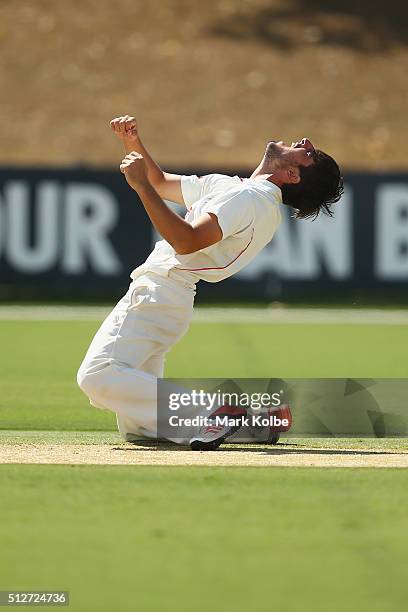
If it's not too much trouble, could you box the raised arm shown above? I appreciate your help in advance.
[110,115,184,205]
[119,152,222,255]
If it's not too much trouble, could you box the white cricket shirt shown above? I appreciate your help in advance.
[131,173,282,284]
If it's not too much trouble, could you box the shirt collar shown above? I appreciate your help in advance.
[242,177,283,203]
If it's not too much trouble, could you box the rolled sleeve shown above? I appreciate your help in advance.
[181,175,203,210]
[181,174,230,210]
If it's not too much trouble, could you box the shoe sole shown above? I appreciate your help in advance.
[190,421,245,451]
[190,437,226,451]
[190,408,250,451]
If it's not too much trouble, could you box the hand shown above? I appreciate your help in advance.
[120,152,149,191]
[110,115,138,141]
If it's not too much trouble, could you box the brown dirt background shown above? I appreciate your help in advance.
[2,443,408,467]
[1,0,407,170]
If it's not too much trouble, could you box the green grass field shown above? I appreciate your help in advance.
[1,319,408,430]
[1,313,408,611]
[1,465,408,612]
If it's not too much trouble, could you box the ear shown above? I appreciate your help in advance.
[286,166,301,185]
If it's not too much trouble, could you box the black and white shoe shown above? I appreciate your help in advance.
[227,404,293,445]
[190,404,247,451]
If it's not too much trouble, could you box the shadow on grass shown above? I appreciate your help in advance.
[113,442,400,456]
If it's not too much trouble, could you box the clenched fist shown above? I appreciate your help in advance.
[120,152,148,190]
[110,115,138,141]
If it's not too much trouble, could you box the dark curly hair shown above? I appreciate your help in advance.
[281,150,344,220]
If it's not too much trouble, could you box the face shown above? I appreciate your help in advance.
[266,137,317,168]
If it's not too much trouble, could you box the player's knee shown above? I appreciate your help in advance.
[77,364,113,402]
[77,367,91,395]
[77,366,100,399]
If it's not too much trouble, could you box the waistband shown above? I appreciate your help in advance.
[168,267,198,289]
[131,265,197,291]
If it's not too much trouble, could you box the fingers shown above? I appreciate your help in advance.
[124,151,143,160]
[119,151,143,173]
[110,115,128,135]
[110,116,122,134]
[110,115,137,136]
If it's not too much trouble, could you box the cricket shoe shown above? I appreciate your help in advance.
[228,404,293,445]
[190,404,247,451]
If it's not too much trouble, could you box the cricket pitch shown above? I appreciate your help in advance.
[1,439,408,468]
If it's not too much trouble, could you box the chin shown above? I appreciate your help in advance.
[265,141,280,158]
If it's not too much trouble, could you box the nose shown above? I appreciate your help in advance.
[299,137,315,152]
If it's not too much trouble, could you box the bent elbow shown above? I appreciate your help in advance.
[172,232,198,255]
[174,244,196,255]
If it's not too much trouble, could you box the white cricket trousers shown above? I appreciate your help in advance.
[77,268,196,443]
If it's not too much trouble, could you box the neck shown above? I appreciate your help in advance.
[250,161,284,187]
